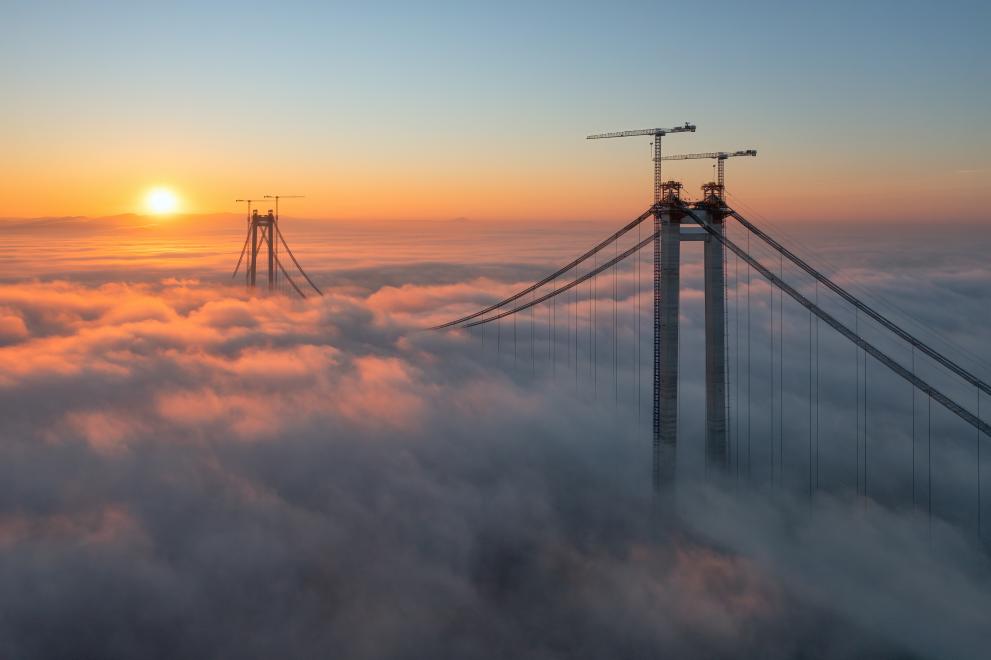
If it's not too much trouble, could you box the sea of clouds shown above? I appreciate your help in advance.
[0,219,989,658]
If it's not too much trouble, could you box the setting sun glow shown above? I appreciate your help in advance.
[146,188,179,215]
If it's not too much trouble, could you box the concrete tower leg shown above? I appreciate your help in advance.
[249,218,258,288]
[653,208,680,489]
[267,222,275,291]
[703,212,728,469]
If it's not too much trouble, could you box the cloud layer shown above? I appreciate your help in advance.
[1,220,990,659]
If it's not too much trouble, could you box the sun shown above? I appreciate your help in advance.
[145,187,179,215]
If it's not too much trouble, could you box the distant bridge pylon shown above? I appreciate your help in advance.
[232,197,322,299]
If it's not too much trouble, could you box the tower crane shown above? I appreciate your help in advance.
[587,123,696,202]
[660,150,757,198]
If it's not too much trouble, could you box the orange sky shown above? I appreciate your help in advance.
[3,3,988,224]
[3,149,988,224]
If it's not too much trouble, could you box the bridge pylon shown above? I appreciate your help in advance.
[247,208,277,291]
[652,182,730,489]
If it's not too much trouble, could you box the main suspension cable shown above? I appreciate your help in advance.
[275,257,307,299]
[730,210,991,397]
[432,208,653,330]
[463,232,656,329]
[276,226,323,295]
[684,206,991,438]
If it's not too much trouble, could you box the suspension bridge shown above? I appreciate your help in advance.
[224,127,989,540]
[429,123,990,540]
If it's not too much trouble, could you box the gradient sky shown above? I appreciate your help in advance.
[2,0,989,221]
[3,6,991,654]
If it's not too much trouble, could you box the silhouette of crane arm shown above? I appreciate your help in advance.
[586,123,696,140]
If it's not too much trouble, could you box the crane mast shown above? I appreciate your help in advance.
[587,123,697,488]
